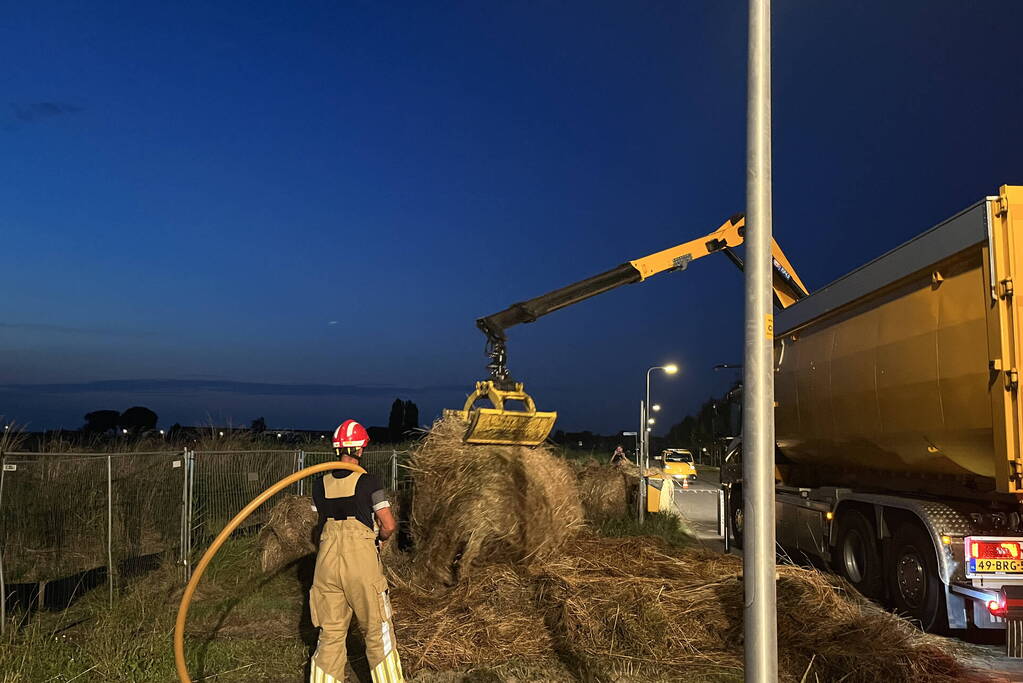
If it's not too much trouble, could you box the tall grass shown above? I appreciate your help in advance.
[0,420,27,454]
[598,511,694,548]
[0,537,310,682]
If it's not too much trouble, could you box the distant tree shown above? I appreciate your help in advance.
[251,416,267,434]
[403,401,419,434]
[388,398,405,442]
[83,410,120,434]
[168,423,184,441]
[119,406,158,433]
[666,381,741,451]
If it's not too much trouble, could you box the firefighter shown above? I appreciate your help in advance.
[309,419,403,683]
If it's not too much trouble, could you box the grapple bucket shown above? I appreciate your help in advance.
[448,380,557,446]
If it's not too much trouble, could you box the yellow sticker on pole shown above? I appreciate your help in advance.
[766,314,774,339]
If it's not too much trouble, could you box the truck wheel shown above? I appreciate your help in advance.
[888,523,947,633]
[728,485,744,549]
[834,510,883,599]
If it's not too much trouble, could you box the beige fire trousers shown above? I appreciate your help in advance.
[309,518,404,683]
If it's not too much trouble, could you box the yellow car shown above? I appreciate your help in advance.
[659,449,697,481]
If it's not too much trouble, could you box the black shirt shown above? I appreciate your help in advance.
[311,470,389,531]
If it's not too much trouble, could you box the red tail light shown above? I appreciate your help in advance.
[989,596,1008,618]
[970,540,1022,560]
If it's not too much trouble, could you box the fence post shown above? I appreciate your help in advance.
[179,450,189,582]
[185,449,195,581]
[107,454,114,608]
[297,451,306,496]
[0,453,6,635]
[391,450,398,491]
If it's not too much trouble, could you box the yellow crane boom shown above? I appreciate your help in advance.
[455,214,809,446]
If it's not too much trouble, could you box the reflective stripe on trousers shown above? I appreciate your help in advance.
[309,518,404,682]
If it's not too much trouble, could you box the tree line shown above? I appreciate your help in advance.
[82,407,158,434]
[77,397,422,443]
[664,382,741,452]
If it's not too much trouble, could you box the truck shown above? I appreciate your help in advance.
[723,185,1023,653]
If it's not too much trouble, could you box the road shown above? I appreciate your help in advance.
[666,467,1023,680]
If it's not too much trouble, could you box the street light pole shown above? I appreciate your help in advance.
[638,400,647,523]
[641,364,678,523]
[645,365,678,473]
[744,0,778,679]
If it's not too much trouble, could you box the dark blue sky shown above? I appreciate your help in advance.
[2,1,1022,434]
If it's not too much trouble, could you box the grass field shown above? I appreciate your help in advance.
[1,537,313,682]
[0,513,690,682]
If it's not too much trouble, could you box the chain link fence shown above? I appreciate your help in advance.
[0,448,408,628]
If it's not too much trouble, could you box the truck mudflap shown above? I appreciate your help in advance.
[1005,587,1023,658]
[954,584,1023,657]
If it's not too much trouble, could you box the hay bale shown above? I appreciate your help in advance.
[258,486,408,573]
[258,495,318,574]
[389,562,555,675]
[532,535,977,683]
[408,415,584,585]
[575,461,630,522]
[388,534,977,681]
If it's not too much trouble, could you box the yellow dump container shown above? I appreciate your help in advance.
[774,186,1023,496]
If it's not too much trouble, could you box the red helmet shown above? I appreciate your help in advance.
[333,419,370,450]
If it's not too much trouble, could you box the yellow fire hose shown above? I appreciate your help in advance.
[173,461,365,683]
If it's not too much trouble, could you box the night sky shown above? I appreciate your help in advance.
[3,1,1023,435]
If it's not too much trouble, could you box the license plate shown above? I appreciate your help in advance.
[970,558,1023,574]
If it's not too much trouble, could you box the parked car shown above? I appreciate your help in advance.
[658,449,697,480]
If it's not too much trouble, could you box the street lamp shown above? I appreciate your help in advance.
[645,364,679,456]
[639,364,679,523]
[652,404,661,412]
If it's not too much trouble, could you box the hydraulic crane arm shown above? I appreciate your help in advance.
[477,214,808,384]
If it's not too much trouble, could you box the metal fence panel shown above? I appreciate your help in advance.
[0,446,417,620]
[187,450,300,566]
[672,486,726,541]
[0,454,110,585]
[109,452,186,583]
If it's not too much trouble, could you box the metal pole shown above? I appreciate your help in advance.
[186,449,195,581]
[391,449,398,491]
[645,369,651,475]
[718,488,727,539]
[107,454,114,607]
[0,454,7,635]
[297,451,306,496]
[180,450,189,581]
[744,0,778,678]
[636,401,644,468]
[723,486,732,553]
[638,400,646,524]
